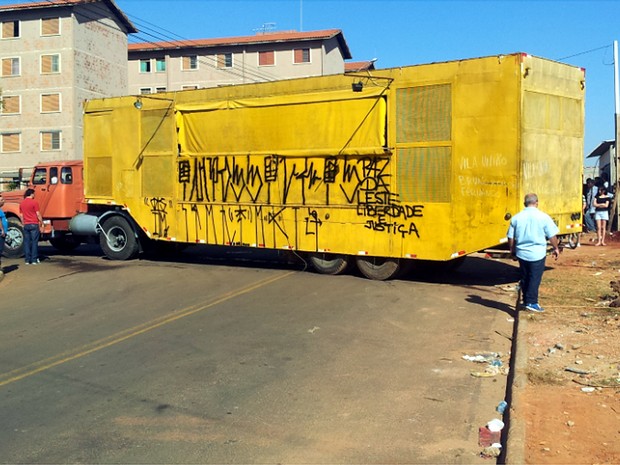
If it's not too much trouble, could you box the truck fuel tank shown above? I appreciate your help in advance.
[69,213,99,235]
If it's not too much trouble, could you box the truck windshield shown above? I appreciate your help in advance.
[32,168,47,185]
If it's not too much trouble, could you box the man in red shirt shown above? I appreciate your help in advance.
[19,188,43,265]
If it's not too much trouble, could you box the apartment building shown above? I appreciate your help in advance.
[128,29,352,94]
[0,0,136,177]
[0,0,357,179]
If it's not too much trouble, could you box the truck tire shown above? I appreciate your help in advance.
[3,217,24,258]
[355,256,402,280]
[99,216,139,260]
[566,233,579,250]
[309,253,350,275]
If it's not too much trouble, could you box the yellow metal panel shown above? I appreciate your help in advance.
[176,89,387,157]
[83,54,585,261]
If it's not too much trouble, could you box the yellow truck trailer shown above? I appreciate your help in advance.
[82,53,585,279]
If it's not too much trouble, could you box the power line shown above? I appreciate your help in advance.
[38,0,283,84]
[556,44,612,62]
[90,0,284,83]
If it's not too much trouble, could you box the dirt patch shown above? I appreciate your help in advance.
[520,232,620,464]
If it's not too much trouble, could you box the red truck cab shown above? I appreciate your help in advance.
[1,161,86,258]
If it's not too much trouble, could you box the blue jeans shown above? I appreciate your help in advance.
[23,224,40,263]
[584,212,596,232]
[518,256,546,305]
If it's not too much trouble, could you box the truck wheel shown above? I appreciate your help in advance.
[99,216,139,260]
[49,235,81,252]
[566,233,579,250]
[355,256,401,280]
[309,253,350,275]
[3,217,24,258]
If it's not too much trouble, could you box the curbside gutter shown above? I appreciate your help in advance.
[504,312,528,464]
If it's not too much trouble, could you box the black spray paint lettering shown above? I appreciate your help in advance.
[364,219,420,239]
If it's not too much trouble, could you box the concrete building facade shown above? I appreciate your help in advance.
[1,0,356,180]
[127,29,352,94]
[0,0,136,178]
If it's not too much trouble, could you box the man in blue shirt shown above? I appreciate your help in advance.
[507,193,560,312]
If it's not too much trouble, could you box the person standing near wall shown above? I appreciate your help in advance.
[507,193,560,313]
[19,188,43,265]
[0,193,8,277]
[593,186,611,246]
[584,178,597,233]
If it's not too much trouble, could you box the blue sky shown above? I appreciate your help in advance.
[4,0,618,161]
[113,0,619,163]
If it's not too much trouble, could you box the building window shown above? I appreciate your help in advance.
[1,95,20,115]
[41,17,60,36]
[155,87,166,93]
[140,59,151,73]
[41,131,61,151]
[217,53,233,68]
[1,20,19,39]
[41,54,60,74]
[140,88,152,94]
[182,85,198,90]
[155,57,166,72]
[259,50,275,66]
[1,132,21,153]
[41,93,61,113]
[182,55,198,70]
[294,48,310,64]
[1,57,20,76]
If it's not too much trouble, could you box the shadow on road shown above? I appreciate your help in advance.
[36,241,523,289]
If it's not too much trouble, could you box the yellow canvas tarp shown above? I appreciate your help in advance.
[176,87,388,157]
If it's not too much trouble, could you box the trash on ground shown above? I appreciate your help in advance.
[478,426,501,447]
[471,364,509,377]
[487,418,504,432]
[564,366,591,375]
[496,400,508,414]
[480,445,502,458]
[462,353,501,363]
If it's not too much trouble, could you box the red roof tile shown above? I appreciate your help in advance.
[345,60,377,72]
[129,28,352,59]
[0,0,137,33]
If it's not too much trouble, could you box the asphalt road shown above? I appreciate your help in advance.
[0,244,519,464]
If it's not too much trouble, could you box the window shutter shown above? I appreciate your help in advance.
[259,51,274,66]
[42,18,59,35]
[2,21,17,38]
[42,94,60,112]
[2,22,12,38]
[294,49,309,63]
[2,96,19,113]
[2,133,20,152]
[2,58,13,76]
[183,56,195,70]
[41,55,52,73]
[42,132,52,150]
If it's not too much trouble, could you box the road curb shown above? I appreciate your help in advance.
[504,311,528,464]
